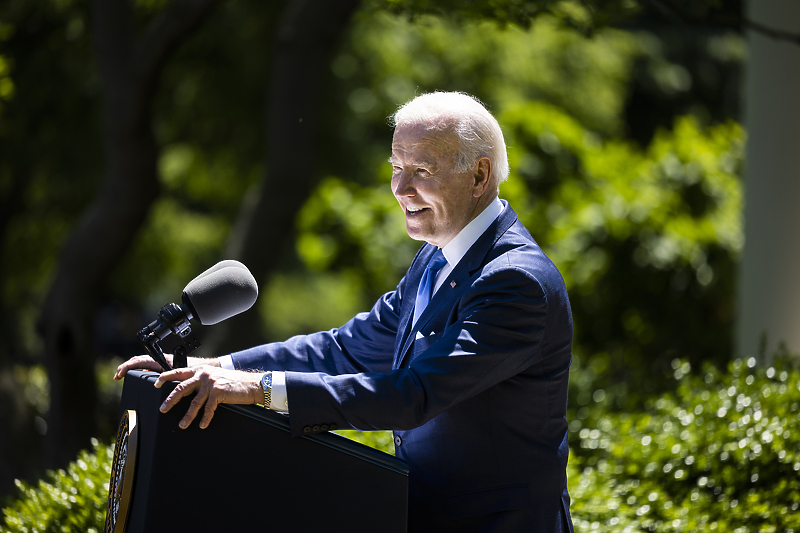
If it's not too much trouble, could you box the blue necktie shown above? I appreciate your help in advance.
[413,249,448,325]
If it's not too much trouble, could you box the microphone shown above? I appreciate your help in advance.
[137,260,258,371]
[182,260,259,325]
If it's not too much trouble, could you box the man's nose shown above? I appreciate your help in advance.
[393,171,416,197]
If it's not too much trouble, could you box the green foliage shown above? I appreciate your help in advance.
[12,365,49,418]
[1,439,112,533]
[0,0,277,357]
[500,101,743,385]
[260,271,370,342]
[302,11,745,389]
[6,361,800,533]
[300,94,744,385]
[366,0,641,35]
[0,0,103,365]
[0,432,392,533]
[0,0,750,503]
[0,430,393,533]
[328,11,639,156]
[110,196,231,310]
[334,429,396,455]
[568,357,800,532]
[279,12,647,341]
[296,177,416,292]
[109,1,280,311]
[0,51,12,111]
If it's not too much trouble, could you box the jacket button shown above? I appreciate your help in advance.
[330,424,338,430]
[320,425,329,432]
[312,425,320,432]
[303,426,312,434]
[394,435,402,447]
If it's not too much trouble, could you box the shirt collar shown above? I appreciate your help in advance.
[441,197,505,268]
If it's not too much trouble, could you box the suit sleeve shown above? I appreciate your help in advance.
[285,258,573,436]
[228,277,406,376]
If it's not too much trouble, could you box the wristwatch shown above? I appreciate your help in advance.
[260,371,272,410]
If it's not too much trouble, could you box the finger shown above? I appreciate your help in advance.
[114,355,145,379]
[158,373,200,414]
[154,367,196,389]
[115,355,161,380]
[199,394,221,429]
[178,380,213,429]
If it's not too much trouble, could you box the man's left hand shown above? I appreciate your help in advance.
[155,366,263,430]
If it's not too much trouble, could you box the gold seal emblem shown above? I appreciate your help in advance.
[104,410,138,533]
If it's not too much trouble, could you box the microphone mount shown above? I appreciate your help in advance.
[136,302,200,371]
[135,259,258,372]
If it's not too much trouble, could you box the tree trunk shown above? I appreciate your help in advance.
[206,0,362,355]
[37,0,218,468]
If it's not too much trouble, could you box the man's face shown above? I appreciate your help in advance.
[390,124,485,248]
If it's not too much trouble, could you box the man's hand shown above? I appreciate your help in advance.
[154,366,263,430]
[113,354,219,381]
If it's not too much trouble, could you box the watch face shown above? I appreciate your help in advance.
[105,410,138,533]
[261,372,272,408]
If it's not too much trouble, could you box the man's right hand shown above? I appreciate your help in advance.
[114,354,219,381]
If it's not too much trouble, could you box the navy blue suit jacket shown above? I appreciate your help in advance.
[230,202,574,532]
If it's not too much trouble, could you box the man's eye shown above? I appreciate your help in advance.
[417,168,431,176]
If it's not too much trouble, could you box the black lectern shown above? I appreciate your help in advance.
[107,370,408,533]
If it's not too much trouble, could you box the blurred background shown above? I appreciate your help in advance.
[0,0,787,505]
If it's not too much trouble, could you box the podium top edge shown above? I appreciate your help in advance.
[124,370,409,476]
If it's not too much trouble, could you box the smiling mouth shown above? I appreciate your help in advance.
[406,206,429,215]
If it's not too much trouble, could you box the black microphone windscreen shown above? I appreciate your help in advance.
[182,260,258,325]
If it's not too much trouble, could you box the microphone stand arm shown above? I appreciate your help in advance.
[137,303,201,371]
[139,331,173,372]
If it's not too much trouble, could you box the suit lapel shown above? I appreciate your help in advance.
[393,202,520,369]
[393,245,436,369]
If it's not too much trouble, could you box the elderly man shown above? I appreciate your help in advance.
[116,91,574,532]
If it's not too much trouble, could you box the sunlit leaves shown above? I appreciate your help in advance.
[305,8,654,330]
[502,102,743,286]
[568,357,800,532]
[5,358,800,533]
[333,12,639,141]
[109,196,229,309]
[499,100,743,373]
[261,271,368,342]
[296,176,413,292]
[0,54,14,105]
[367,0,641,35]
[1,439,112,533]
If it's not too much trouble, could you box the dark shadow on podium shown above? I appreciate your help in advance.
[113,370,408,532]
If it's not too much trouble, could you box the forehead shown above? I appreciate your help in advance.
[391,123,458,162]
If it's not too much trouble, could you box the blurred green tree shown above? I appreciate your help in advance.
[0,0,753,498]
[0,0,363,483]
[0,0,278,488]
[35,0,221,472]
[270,12,744,389]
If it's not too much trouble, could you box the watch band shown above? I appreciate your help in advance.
[260,371,272,410]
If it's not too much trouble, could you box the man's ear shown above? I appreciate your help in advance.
[472,157,493,197]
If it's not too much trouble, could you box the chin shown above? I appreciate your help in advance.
[406,223,443,246]
[406,231,428,242]
[405,223,424,240]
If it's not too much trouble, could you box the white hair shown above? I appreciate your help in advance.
[390,91,509,183]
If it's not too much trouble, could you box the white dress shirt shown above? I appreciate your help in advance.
[220,197,505,413]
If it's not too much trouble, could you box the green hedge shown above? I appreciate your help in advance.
[1,440,112,533]
[4,359,799,532]
[568,357,800,532]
